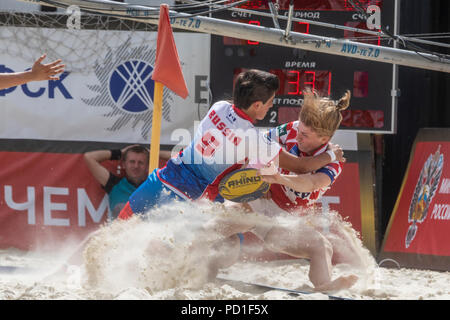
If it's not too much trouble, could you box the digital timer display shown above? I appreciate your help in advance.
[270,69,332,96]
[233,68,333,96]
[223,20,261,45]
[211,0,396,133]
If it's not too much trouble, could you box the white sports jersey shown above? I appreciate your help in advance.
[158,100,282,201]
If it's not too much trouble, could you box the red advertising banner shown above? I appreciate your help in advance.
[322,162,362,233]
[0,151,109,250]
[0,150,375,256]
[380,129,450,271]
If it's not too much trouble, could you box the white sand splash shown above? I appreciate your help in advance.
[82,204,217,293]
[0,201,449,300]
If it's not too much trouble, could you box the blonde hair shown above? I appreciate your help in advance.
[299,89,351,138]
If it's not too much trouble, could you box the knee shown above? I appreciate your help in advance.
[311,233,333,258]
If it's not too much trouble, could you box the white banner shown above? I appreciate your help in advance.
[0,26,211,145]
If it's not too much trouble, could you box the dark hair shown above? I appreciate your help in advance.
[233,69,279,110]
[123,145,149,161]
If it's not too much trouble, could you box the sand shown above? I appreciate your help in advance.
[0,201,449,300]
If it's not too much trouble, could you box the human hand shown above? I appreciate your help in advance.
[241,157,250,169]
[30,54,65,81]
[263,189,272,200]
[258,161,277,175]
[328,143,346,163]
[121,144,141,154]
[257,162,280,184]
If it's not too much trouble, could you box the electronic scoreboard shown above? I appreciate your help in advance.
[210,0,397,133]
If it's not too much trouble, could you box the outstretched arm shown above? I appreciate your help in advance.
[259,162,332,193]
[277,143,344,174]
[0,54,65,90]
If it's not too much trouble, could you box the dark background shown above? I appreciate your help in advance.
[379,0,449,250]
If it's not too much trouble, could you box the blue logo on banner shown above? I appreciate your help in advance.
[109,60,154,113]
[82,40,173,140]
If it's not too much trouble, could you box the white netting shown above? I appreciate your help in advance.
[0,11,157,74]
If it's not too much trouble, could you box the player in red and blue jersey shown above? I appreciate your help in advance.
[250,89,369,291]
[264,119,343,212]
[118,69,343,220]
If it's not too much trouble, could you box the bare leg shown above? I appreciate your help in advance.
[201,209,261,239]
[327,231,367,268]
[206,234,241,281]
[313,216,370,269]
[262,222,358,291]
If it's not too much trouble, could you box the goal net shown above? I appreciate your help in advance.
[0,10,158,74]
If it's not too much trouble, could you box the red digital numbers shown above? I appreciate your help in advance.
[234,68,332,96]
[236,0,268,10]
[293,22,310,34]
[247,20,261,45]
[287,70,314,94]
[270,69,332,96]
[223,20,261,46]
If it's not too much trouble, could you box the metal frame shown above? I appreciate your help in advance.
[17,0,450,73]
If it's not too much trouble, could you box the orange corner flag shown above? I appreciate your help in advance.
[151,4,189,99]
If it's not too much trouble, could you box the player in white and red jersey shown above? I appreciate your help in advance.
[118,70,343,220]
[247,89,370,291]
[265,120,343,212]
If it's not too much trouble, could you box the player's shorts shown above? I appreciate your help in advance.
[128,168,184,215]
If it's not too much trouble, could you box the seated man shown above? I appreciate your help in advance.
[84,145,152,220]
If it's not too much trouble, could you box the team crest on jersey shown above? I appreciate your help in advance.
[262,132,275,145]
[226,111,237,123]
[277,123,288,136]
[405,145,444,248]
[82,38,173,139]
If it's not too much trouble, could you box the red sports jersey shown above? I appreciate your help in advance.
[266,121,343,212]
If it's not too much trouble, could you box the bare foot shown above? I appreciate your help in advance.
[314,274,358,292]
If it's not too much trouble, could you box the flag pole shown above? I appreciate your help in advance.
[149,81,164,171]
[149,4,189,172]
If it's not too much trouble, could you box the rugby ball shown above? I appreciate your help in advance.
[218,168,270,203]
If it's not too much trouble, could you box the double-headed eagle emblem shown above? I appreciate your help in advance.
[405,145,444,248]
